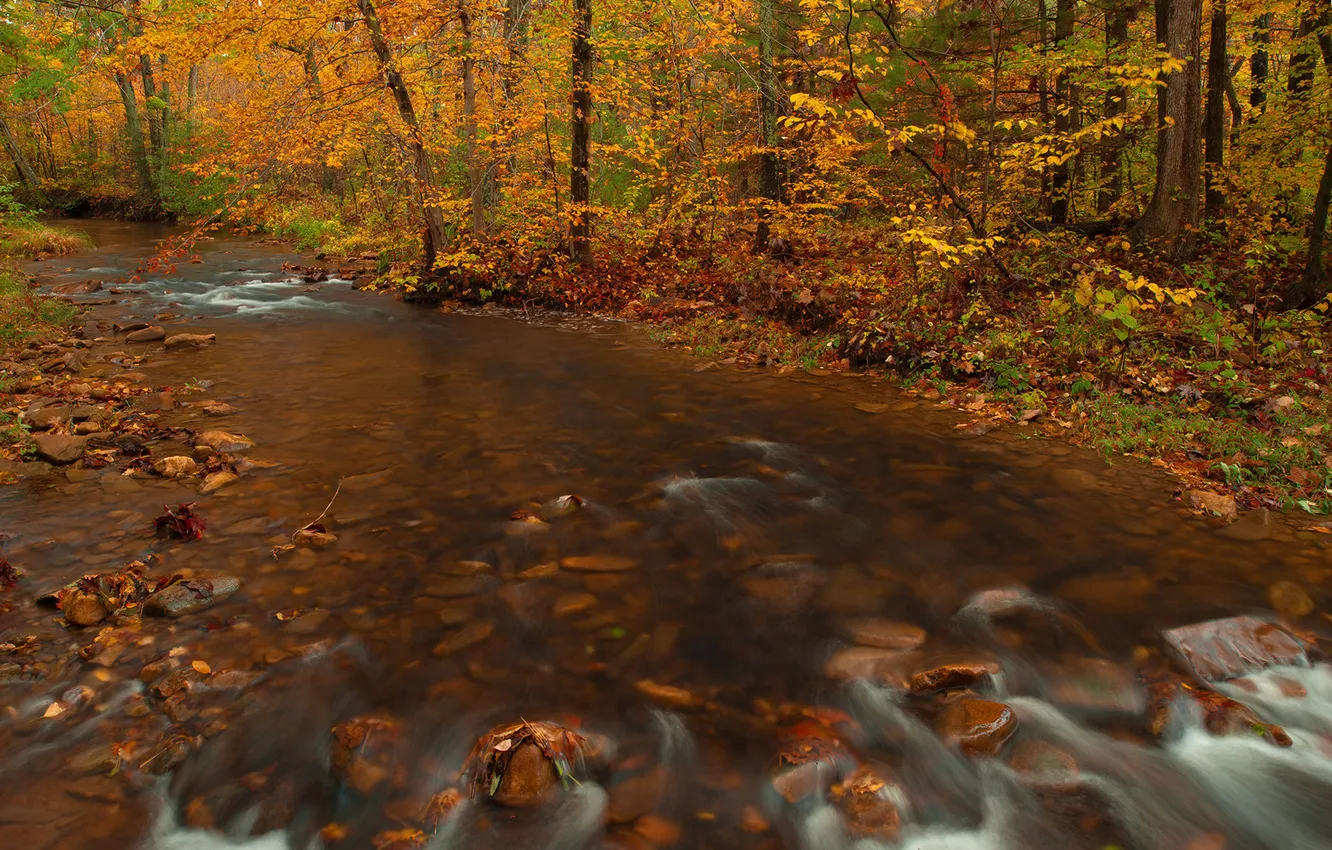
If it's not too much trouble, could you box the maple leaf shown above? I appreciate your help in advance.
[154,504,206,541]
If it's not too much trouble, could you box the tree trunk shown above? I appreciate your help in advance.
[754,0,781,250]
[1250,14,1269,112]
[0,116,42,190]
[115,70,154,195]
[1288,7,1317,97]
[1285,8,1332,308]
[187,63,199,122]
[138,54,163,163]
[459,0,486,236]
[1099,0,1133,213]
[1049,0,1075,223]
[1203,0,1226,217]
[569,0,593,265]
[1132,0,1203,258]
[357,0,449,269]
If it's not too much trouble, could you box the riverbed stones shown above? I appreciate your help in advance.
[493,742,557,807]
[909,661,1000,693]
[841,618,927,650]
[195,430,254,452]
[1008,740,1080,791]
[133,391,175,412]
[200,401,236,416]
[200,470,239,494]
[433,621,494,656]
[24,405,70,430]
[62,589,109,626]
[145,576,241,618]
[423,577,481,598]
[165,333,216,350]
[330,715,401,795]
[126,326,166,343]
[939,698,1016,755]
[1185,489,1238,520]
[834,766,902,841]
[554,593,597,617]
[154,456,198,478]
[825,647,918,687]
[560,554,638,572]
[32,433,88,464]
[1162,615,1307,683]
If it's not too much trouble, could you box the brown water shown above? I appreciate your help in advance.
[3,220,1332,850]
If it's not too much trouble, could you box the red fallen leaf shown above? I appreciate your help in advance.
[0,558,20,590]
[154,503,206,541]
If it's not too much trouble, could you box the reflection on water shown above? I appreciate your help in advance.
[1,220,1330,849]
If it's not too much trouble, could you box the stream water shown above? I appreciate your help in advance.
[2,220,1331,850]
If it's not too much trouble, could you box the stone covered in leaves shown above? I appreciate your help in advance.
[145,576,241,618]
[1162,616,1309,684]
[40,561,180,626]
[464,720,594,807]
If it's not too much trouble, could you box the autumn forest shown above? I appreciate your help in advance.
[2,0,1331,508]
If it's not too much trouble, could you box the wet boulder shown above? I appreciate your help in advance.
[825,647,919,688]
[1147,678,1291,747]
[31,433,88,464]
[200,470,239,494]
[51,279,103,295]
[165,333,217,350]
[23,405,71,430]
[145,576,241,618]
[1007,740,1080,792]
[938,698,1017,756]
[195,430,254,452]
[465,720,593,808]
[62,589,110,626]
[133,391,175,412]
[154,456,199,478]
[909,661,1000,693]
[126,326,167,343]
[831,765,902,841]
[1162,616,1307,683]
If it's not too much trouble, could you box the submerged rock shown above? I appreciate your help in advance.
[466,720,593,808]
[63,589,109,626]
[825,647,919,687]
[330,715,402,795]
[909,661,1000,693]
[1162,616,1307,683]
[145,576,241,618]
[154,456,198,478]
[200,470,239,494]
[841,618,927,650]
[560,555,638,572]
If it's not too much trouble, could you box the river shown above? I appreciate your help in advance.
[2,220,1330,850]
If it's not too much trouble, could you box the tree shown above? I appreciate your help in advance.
[1132,0,1203,258]
[458,0,486,236]
[569,0,593,265]
[1284,3,1332,308]
[1203,0,1226,217]
[754,0,781,250]
[1099,0,1136,214]
[1049,0,1076,223]
[114,69,153,195]
[0,116,42,190]
[356,0,450,269]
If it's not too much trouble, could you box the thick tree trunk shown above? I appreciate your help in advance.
[1287,137,1332,308]
[0,116,42,190]
[754,0,781,251]
[1132,0,1203,258]
[501,0,530,192]
[1289,8,1317,97]
[138,55,163,162]
[1203,0,1226,217]
[569,0,593,266]
[115,70,154,195]
[357,0,449,269]
[1050,0,1076,223]
[1099,0,1133,213]
[459,0,485,236]
[1250,14,1269,112]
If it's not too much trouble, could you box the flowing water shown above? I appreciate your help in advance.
[2,220,1331,849]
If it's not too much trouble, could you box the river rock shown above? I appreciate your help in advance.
[1008,740,1080,791]
[126,326,166,343]
[560,555,638,572]
[842,618,927,650]
[32,433,88,464]
[939,698,1017,756]
[1046,658,1144,716]
[554,593,597,617]
[607,769,667,823]
[0,459,52,478]
[1221,508,1275,541]
[200,401,236,416]
[133,391,175,412]
[1162,616,1307,683]
[63,589,109,626]
[1268,581,1314,618]
[909,661,1000,693]
[145,576,241,618]
[200,470,239,493]
[423,577,481,598]
[834,766,902,841]
[24,406,70,430]
[52,279,102,295]
[165,333,216,350]
[330,715,402,795]
[493,742,557,807]
[154,456,198,478]
[1052,467,1100,492]
[1185,489,1237,519]
[195,430,254,452]
[433,621,494,656]
[825,647,919,687]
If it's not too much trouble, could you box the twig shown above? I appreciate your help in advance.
[294,478,343,540]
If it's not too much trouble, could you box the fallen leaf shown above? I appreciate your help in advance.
[191,660,212,675]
